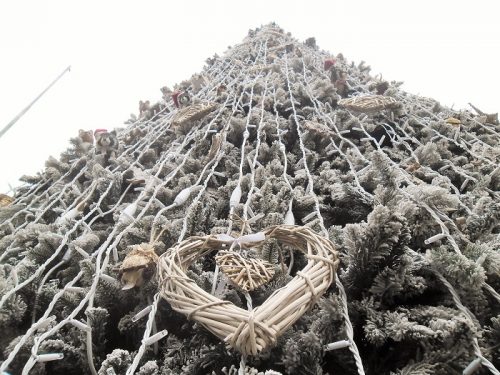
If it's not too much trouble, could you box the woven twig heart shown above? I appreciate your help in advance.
[215,251,275,292]
[172,102,218,128]
[338,95,399,113]
[158,225,339,356]
[0,194,13,207]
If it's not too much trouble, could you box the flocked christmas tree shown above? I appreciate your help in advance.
[1,23,499,375]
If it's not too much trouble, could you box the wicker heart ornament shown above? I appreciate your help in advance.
[172,102,218,132]
[158,225,339,356]
[215,250,275,292]
[0,194,14,207]
[338,95,399,113]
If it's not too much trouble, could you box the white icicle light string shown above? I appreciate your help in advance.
[229,184,242,208]
[3,24,498,375]
[325,340,351,351]
[2,42,244,373]
[14,96,221,374]
[272,86,295,229]
[305,51,499,374]
[142,329,168,346]
[127,43,270,374]
[132,305,153,322]
[35,353,64,363]
[307,50,500,375]
[211,43,268,297]
[282,52,366,375]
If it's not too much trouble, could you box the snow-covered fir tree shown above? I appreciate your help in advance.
[1,23,499,375]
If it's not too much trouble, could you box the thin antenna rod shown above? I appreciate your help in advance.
[0,65,71,140]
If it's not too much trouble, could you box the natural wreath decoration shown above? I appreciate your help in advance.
[158,225,339,356]
[338,94,399,113]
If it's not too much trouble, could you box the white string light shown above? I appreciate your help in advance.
[2,24,498,375]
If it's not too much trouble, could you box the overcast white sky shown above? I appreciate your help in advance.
[0,0,499,194]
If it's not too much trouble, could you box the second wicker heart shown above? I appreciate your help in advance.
[215,250,275,292]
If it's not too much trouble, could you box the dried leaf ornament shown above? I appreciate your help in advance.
[118,243,159,290]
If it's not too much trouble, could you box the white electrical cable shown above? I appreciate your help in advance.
[280,52,366,375]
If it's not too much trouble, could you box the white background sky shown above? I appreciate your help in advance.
[0,0,499,194]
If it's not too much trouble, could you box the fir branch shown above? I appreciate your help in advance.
[342,205,410,297]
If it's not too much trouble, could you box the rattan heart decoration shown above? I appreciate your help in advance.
[338,95,399,113]
[158,225,339,356]
[0,194,14,207]
[215,250,275,292]
[172,102,218,130]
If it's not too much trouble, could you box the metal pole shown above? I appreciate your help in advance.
[0,65,71,140]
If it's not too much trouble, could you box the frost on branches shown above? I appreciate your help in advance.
[1,23,499,375]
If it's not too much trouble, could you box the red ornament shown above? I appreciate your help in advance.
[94,129,108,135]
[324,58,336,71]
[172,91,181,108]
